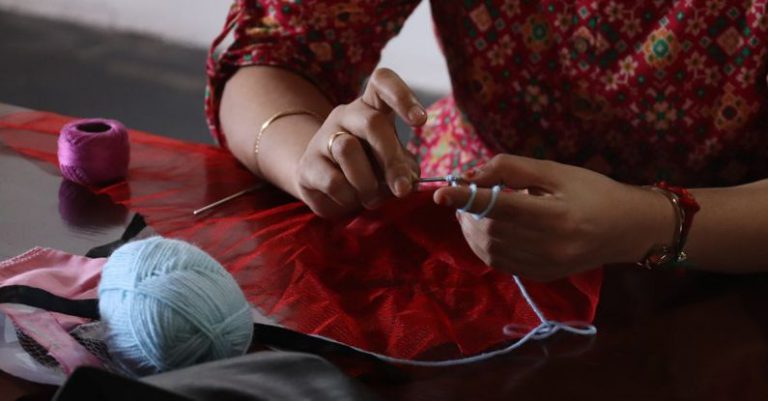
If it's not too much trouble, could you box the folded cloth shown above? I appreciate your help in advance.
[54,351,379,401]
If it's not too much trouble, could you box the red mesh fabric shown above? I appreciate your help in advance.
[0,112,602,360]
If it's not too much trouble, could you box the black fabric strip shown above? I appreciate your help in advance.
[252,323,403,375]
[120,213,147,241]
[0,285,99,320]
[86,213,147,258]
[251,323,366,355]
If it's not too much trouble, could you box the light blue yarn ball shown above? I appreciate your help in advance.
[98,237,253,377]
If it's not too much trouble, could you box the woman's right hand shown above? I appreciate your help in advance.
[295,68,427,218]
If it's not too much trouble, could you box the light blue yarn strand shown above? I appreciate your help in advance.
[447,174,503,220]
[471,184,503,220]
[291,274,596,367]
[339,175,594,367]
[458,183,478,213]
[98,237,254,377]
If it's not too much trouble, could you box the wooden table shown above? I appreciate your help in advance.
[2,103,768,401]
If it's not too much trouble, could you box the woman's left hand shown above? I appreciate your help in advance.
[433,154,675,281]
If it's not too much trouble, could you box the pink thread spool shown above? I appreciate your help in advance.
[57,118,130,186]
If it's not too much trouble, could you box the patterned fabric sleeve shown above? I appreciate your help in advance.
[205,0,421,146]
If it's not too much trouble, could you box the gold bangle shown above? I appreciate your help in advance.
[253,109,321,155]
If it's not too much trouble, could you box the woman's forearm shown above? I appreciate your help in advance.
[683,179,768,272]
[219,66,332,198]
[220,66,426,218]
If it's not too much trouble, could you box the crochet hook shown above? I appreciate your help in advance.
[193,184,263,215]
[415,175,467,185]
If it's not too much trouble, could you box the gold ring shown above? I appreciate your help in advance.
[327,131,349,164]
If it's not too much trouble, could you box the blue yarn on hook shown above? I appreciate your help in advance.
[98,237,253,377]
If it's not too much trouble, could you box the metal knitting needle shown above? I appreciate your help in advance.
[192,184,262,215]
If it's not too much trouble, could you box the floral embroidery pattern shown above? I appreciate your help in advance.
[642,27,680,69]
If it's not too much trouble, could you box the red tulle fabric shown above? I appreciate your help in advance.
[0,112,602,360]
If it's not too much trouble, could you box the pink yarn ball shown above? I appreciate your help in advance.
[57,119,130,186]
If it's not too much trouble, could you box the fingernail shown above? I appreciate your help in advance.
[463,169,477,179]
[394,176,412,197]
[408,106,426,124]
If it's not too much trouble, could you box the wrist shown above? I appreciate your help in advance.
[258,114,322,198]
[615,184,678,265]
[635,183,701,269]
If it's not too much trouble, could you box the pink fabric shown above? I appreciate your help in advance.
[0,247,103,301]
[0,248,106,373]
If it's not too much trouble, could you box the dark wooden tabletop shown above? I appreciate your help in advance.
[2,103,768,401]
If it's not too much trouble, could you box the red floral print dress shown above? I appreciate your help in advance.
[206,0,768,187]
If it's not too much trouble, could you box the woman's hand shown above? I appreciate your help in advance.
[433,155,676,281]
[295,68,427,218]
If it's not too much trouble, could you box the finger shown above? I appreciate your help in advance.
[456,211,491,265]
[363,68,427,126]
[434,184,552,221]
[455,213,545,274]
[302,157,359,208]
[407,153,421,178]
[338,102,417,197]
[301,189,355,220]
[463,154,560,191]
[327,131,381,208]
[456,212,542,249]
